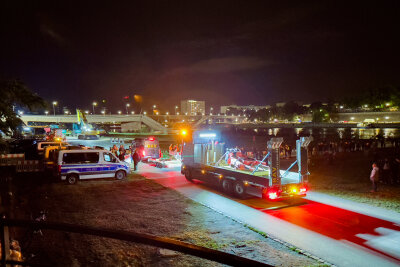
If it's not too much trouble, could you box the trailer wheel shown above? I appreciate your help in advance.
[221,179,233,195]
[66,174,78,185]
[185,169,193,182]
[115,170,126,180]
[233,181,247,199]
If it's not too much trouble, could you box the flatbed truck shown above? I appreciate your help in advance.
[181,130,312,200]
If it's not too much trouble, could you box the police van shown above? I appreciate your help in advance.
[56,149,130,184]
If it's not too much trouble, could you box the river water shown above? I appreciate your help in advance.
[219,127,400,149]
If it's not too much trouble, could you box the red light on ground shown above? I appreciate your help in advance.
[268,192,278,200]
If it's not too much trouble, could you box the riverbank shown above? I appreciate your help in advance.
[4,173,318,266]
[309,149,400,212]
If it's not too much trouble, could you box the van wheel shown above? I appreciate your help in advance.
[185,169,193,182]
[221,179,233,194]
[233,181,247,199]
[67,174,78,185]
[115,170,126,180]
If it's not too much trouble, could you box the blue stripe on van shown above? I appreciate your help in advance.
[60,164,128,174]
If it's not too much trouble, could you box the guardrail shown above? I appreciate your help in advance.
[0,218,270,267]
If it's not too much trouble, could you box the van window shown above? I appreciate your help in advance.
[86,153,99,163]
[63,152,99,164]
[103,153,118,163]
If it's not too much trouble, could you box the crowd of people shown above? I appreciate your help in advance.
[109,144,141,171]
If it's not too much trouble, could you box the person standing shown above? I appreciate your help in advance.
[119,145,126,161]
[382,158,391,184]
[112,145,119,157]
[132,148,141,171]
[394,157,400,184]
[370,163,379,192]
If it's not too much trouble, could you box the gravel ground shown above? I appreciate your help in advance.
[7,173,320,266]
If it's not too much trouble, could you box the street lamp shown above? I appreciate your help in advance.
[131,111,135,115]
[118,110,122,115]
[45,110,49,115]
[166,112,169,115]
[101,110,105,116]
[143,111,147,115]
[126,103,130,114]
[92,102,97,114]
[64,110,69,115]
[85,110,89,114]
[52,101,57,116]
[175,106,179,115]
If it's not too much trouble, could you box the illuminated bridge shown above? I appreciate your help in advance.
[20,114,248,133]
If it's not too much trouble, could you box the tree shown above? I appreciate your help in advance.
[282,101,302,121]
[0,78,45,151]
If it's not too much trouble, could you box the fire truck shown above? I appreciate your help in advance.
[181,130,312,200]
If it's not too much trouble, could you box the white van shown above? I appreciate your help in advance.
[56,149,131,184]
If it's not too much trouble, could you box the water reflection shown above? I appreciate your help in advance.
[271,127,400,140]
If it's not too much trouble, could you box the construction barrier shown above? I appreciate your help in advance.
[0,154,24,166]
[15,160,43,173]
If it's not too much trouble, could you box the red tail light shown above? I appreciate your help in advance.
[148,137,155,141]
[300,188,307,193]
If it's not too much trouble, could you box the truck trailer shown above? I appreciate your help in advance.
[181,130,312,200]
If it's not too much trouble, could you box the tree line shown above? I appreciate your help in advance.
[227,86,400,123]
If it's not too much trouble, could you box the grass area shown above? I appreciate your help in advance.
[309,149,400,212]
[7,172,318,266]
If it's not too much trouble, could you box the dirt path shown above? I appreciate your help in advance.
[10,174,319,266]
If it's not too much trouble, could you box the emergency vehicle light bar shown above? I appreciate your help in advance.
[199,133,217,138]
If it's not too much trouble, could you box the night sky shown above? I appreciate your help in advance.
[1,0,400,111]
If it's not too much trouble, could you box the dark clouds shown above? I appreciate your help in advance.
[168,57,272,74]
[1,0,400,111]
